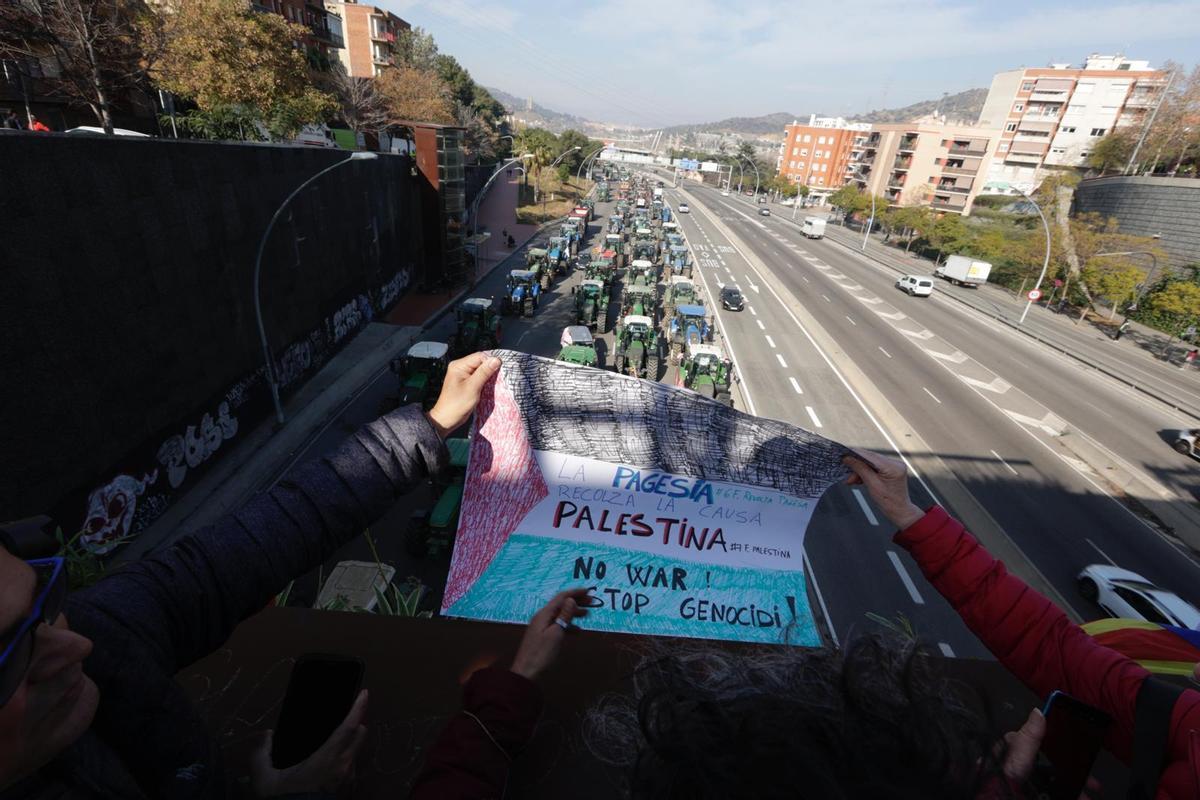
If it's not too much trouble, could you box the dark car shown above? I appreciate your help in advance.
[759,207,770,216]
[720,286,744,311]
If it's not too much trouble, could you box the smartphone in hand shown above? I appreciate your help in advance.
[271,653,365,769]
[1037,690,1112,800]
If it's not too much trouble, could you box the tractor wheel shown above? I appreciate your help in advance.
[646,354,660,381]
[541,275,551,291]
[404,521,430,558]
[523,298,534,317]
[614,354,625,374]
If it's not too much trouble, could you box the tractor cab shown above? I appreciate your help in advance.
[452,297,500,354]
[390,340,450,408]
[572,278,609,332]
[680,341,734,406]
[525,248,552,289]
[614,314,660,379]
[560,222,582,255]
[627,258,656,288]
[608,215,624,235]
[557,325,599,367]
[502,269,541,317]
[547,237,569,275]
[667,303,713,358]
[668,244,692,277]
[621,283,657,319]
[666,275,697,312]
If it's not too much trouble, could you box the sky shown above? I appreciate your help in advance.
[381,0,1200,128]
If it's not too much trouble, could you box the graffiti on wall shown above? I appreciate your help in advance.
[74,266,414,553]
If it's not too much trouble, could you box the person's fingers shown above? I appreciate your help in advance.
[451,352,487,376]
[464,356,502,392]
[1002,708,1046,780]
[556,597,579,625]
[842,454,882,487]
[321,690,369,751]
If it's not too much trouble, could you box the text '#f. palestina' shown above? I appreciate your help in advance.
[552,501,727,552]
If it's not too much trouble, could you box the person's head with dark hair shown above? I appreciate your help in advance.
[586,634,1018,799]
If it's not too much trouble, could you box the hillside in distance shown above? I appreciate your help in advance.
[850,87,987,124]
[661,111,799,138]
[485,86,592,133]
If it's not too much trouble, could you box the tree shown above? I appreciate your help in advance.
[376,66,455,125]
[1082,261,1146,318]
[0,0,150,133]
[1087,130,1134,175]
[149,0,335,140]
[888,206,934,253]
[926,214,970,263]
[557,128,594,172]
[828,184,862,213]
[1133,63,1200,176]
[1148,281,1200,353]
[434,53,475,110]
[394,26,438,71]
[321,64,388,136]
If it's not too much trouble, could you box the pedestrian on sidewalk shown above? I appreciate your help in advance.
[1114,319,1131,341]
[507,234,515,249]
[1183,348,1198,369]
[2,110,21,130]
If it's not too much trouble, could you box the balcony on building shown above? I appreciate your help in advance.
[886,187,902,202]
[898,133,919,152]
[892,155,912,170]
[930,193,967,211]
[309,19,344,48]
[887,175,906,191]
[1123,91,1157,109]
[947,140,988,157]
[370,16,389,40]
[1004,148,1044,165]
[1029,78,1073,104]
[935,180,971,194]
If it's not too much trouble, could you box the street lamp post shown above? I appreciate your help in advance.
[735,154,760,199]
[255,151,378,426]
[577,144,606,182]
[861,191,877,252]
[543,145,582,217]
[469,154,534,248]
[1016,188,1053,326]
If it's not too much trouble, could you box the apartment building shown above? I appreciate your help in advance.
[253,0,344,63]
[846,120,1001,215]
[777,115,872,203]
[324,0,411,77]
[977,54,1168,193]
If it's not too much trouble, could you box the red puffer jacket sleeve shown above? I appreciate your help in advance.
[410,667,543,800]
[896,506,1200,798]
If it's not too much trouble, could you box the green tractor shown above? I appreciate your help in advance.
[586,258,618,299]
[608,214,624,236]
[390,340,450,408]
[572,279,610,332]
[526,248,553,290]
[405,436,470,558]
[560,221,582,255]
[451,297,501,355]
[626,258,657,289]
[665,275,699,317]
[620,284,657,322]
[613,315,662,380]
[630,234,658,265]
[679,342,734,407]
[557,325,600,367]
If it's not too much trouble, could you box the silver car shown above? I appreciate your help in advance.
[1077,564,1200,628]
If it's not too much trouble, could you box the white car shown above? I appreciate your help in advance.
[721,190,730,196]
[1077,564,1200,629]
[1169,428,1200,458]
[65,126,151,137]
[895,275,933,297]
[678,203,690,213]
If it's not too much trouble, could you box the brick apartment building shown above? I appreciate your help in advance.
[324,0,411,77]
[252,0,345,66]
[846,120,1002,215]
[776,115,872,203]
[977,54,1169,193]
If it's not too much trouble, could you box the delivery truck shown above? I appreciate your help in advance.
[801,217,826,239]
[936,255,992,287]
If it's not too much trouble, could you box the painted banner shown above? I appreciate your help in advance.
[441,351,850,646]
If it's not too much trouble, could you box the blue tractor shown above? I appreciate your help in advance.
[666,303,713,361]
[547,237,570,277]
[668,244,692,278]
[500,269,541,317]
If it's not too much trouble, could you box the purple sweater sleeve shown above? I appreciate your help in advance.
[75,404,447,672]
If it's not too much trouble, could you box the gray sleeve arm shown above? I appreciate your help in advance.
[76,404,447,671]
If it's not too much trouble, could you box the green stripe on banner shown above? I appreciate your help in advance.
[445,534,819,646]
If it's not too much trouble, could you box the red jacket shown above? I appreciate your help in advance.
[899,506,1200,798]
[410,666,543,799]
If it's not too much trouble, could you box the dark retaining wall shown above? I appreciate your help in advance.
[1073,175,1200,270]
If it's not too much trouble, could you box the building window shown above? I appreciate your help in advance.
[1090,128,1106,136]
[1051,147,1066,155]
[1060,126,1076,133]
[802,134,811,143]
[818,135,827,144]
[789,160,796,168]
[800,148,808,156]
[820,164,827,172]
[998,143,1009,153]
[1005,122,1017,132]
[792,147,799,156]
[797,162,805,170]
[1021,81,1035,91]
[1080,151,1091,158]
[1013,102,1024,112]
[1076,82,1094,94]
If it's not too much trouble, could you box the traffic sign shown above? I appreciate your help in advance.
[1027,289,1043,301]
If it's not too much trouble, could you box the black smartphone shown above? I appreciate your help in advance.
[1037,690,1112,800]
[271,653,365,769]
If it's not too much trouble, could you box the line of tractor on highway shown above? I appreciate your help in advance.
[384,169,738,558]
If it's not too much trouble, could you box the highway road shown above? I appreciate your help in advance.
[664,176,1200,636]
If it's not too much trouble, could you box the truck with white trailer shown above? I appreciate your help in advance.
[936,255,992,287]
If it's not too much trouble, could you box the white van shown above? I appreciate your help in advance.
[801,217,826,239]
[896,275,934,297]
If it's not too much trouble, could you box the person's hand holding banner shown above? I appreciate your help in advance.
[511,589,591,681]
[426,353,502,439]
[842,449,925,531]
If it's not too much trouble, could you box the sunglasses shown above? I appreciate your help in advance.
[0,557,68,707]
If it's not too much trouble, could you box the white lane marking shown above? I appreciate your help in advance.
[990,449,1020,476]
[851,488,879,525]
[928,349,969,364]
[922,387,942,404]
[805,405,822,427]
[901,328,935,340]
[776,353,789,368]
[938,642,956,658]
[789,377,803,394]
[803,548,839,647]
[822,294,831,303]
[765,335,776,348]
[1085,401,1114,419]
[748,306,757,316]
[959,375,1013,394]
[756,319,765,330]
[845,315,857,326]
[1086,538,1118,566]
[888,551,926,604]
[802,275,811,282]
[879,346,892,358]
